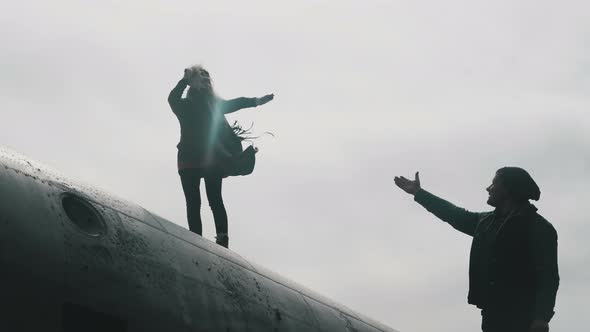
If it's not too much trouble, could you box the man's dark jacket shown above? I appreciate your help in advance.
[414,189,559,321]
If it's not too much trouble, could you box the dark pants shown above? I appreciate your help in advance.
[179,168,228,236]
[481,309,532,332]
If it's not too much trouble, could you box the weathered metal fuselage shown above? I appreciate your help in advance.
[0,147,398,332]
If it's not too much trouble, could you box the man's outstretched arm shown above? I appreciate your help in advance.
[394,172,480,237]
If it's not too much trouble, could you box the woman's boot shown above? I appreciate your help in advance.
[216,233,229,248]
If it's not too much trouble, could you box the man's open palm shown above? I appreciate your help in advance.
[394,172,421,195]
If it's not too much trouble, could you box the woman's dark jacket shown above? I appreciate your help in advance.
[168,79,257,173]
[414,189,559,321]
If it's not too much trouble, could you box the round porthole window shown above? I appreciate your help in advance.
[62,194,106,237]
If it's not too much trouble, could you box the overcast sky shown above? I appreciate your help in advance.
[1,1,589,331]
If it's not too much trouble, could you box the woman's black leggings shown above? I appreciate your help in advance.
[179,168,228,236]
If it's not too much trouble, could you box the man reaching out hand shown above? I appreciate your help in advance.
[394,168,559,332]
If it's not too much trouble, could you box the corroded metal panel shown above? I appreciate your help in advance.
[0,147,163,230]
[149,212,254,269]
[0,162,64,330]
[304,296,398,332]
[246,262,398,332]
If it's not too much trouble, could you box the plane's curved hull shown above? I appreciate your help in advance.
[0,147,398,332]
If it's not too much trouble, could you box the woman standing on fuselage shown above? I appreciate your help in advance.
[168,65,274,248]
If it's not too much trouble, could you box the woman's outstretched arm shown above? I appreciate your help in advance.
[217,94,274,114]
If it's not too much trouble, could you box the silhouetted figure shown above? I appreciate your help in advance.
[394,168,559,332]
[168,65,274,248]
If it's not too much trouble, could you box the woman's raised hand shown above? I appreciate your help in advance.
[394,172,421,195]
[183,68,195,81]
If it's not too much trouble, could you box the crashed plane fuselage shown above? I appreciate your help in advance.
[0,147,398,332]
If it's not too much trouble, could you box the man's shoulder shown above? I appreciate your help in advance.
[531,212,558,237]
[478,211,495,220]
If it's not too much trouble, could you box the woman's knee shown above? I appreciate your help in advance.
[204,178,224,204]
[208,193,225,209]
